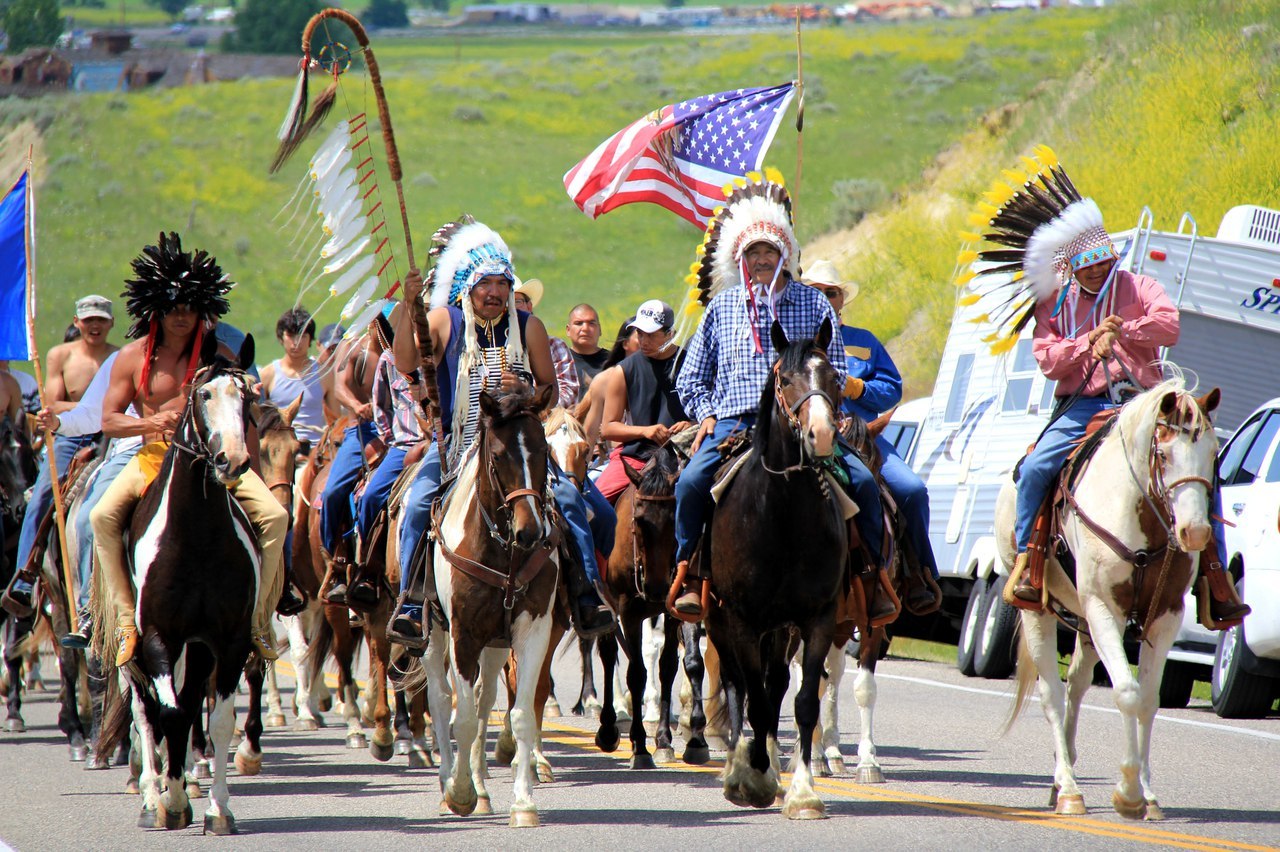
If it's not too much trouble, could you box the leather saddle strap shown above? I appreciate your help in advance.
[1062,488,1167,568]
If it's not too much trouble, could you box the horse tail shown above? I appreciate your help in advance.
[95,671,131,762]
[1001,623,1035,736]
[302,610,335,685]
[397,654,428,700]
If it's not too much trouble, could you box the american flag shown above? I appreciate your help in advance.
[564,83,797,228]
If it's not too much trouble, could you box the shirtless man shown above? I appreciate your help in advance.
[3,295,116,616]
[90,233,287,665]
[0,369,21,426]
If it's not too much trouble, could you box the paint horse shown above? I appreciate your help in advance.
[96,335,261,834]
[703,319,849,819]
[0,413,37,734]
[997,379,1221,819]
[422,384,560,828]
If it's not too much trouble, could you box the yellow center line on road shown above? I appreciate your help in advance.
[272,661,1275,852]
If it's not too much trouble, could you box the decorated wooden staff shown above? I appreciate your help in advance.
[270,7,448,473]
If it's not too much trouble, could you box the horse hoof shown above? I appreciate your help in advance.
[536,761,555,784]
[125,777,141,795]
[473,795,493,816]
[369,739,394,762]
[265,713,288,729]
[319,696,333,712]
[826,757,847,776]
[444,789,478,817]
[7,717,25,733]
[203,813,237,835]
[494,733,516,766]
[87,753,110,771]
[544,698,562,718]
[408,746,432,770]
[782,798,828,820]
[293,717,319,733]
[594,727,620,754]
[856,765,885,785]
[653,747,676,764]
[193,760,212,780]
[438,798,451,817]
[160,804,193,830]
[1112,790,1146,820]
[186,781,203,800]
[509,809,539,828]
[346,733,367,750]
[137,808,159,829]
[69,744,88,762]
[1056,793,1086,815]
[629,752,656,770]
[1145,802,1164,821]
[682,744,711,766]
[394,738,412,756]
[234,750,263,777]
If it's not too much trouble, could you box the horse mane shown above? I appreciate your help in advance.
[638,444,680,497]
[840,414,883,473]
[545,405,586,442]
[481,386,542,425]
[1114,376,1212,457]
[256,401,286,434]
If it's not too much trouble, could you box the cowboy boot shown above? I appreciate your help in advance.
[115,615,138,667]
[346,562,380,613]
[60,607,93,650]
[1003,551,1043,611]
[252,627,279,662]
[867,569,898,623]
[323,553,352,606]
[275,564,307,617]
[671,560,704,618]
[1195,559,1251,630]
[388,593,427,652]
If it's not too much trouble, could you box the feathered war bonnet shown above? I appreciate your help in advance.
[424,216,526,459]
[673,168,798,343]
[955,145,1118,354]
[122,231,234,391]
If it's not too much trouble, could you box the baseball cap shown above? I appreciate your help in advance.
[628,299,675,334]
[75,295,113,320]
[318,322,346,349]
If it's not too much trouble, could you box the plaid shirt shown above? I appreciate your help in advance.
[677,278,846,422]
[549,336,580,408]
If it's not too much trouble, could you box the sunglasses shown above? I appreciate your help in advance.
[820,287,843,300]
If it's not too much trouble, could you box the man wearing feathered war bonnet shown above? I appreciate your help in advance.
[387,217,616,646]
[91,232,289,665]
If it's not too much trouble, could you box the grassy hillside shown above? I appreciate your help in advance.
[810,0,1280,400]
[8,10,1106,362]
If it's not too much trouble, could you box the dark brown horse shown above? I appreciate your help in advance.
[0,414,37,734]
[595,444,709,769]
[703,319,849,819]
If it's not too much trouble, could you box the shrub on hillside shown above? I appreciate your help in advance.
[3,0,60,53]
[830,178,887,231]
[453,105,485,123]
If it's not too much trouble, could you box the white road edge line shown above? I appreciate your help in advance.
[853,667,1280,742]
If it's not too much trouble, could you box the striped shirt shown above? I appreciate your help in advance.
[548,336,579,408]
[677,278,846,423]
[372,351,423,448]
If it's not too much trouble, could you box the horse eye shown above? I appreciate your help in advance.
[199,389,212,401]
[779,376,791,387]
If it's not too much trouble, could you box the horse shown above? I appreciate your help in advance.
[595,444,710,769]
[94,335,261,834]
[0,414,37,733]
[997,378,1221,819]
[421,383,560,828]
[703,318,849,819]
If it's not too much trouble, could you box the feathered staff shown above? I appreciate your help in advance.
[269,7,447,472]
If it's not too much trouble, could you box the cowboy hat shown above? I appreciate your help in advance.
[514,276,543,308]
[801,259,859,301]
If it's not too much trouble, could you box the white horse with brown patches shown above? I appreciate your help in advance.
[997,378,1220,820]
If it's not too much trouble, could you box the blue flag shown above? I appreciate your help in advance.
[0,171,32,360]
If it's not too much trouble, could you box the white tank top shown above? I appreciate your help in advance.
[268,358,325,443]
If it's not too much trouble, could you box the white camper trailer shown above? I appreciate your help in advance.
[895,205,1280,679]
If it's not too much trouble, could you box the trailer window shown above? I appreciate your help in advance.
[1036,379,1058,414]
[1003,378,1032,412]
[945,353,975,423]
[1001,339,1038,414]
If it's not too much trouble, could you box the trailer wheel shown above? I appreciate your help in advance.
[956,578,986,677]
[973,579,1017,680]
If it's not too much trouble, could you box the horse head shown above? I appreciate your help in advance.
[182,332,257,486]
[478,383,556,552]
[840,408,893,475]
[545,406,590,488]
[623,444,680,583]
[0,417,35,525]
[765,318,840,462]
[256,394,304,514]
[1152,385,1221,552]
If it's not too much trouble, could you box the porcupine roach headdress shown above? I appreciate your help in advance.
[424,216,527,458]
[123,231,234,391]
[954,145,1118,354]
[673,168,798,343]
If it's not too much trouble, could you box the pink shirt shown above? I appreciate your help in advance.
[1032,270,1179,398]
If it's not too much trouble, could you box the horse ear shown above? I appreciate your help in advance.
[815,317,833,350]
[532,383,555,414]
[237,333,256,371]
[867,407,894,438]
[479,389,500,418]
[200,327,219,366]
[1198,387,1221,415]
[572,396,591,424]
[624,461,644,487]
[770,320,789,354]
[281,393,303,427]
[1159,391,1178,418]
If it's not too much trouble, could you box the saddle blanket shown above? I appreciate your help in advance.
[710,448,858,521]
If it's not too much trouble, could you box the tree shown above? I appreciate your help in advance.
[364,0,408,28]
[3,0,61,53]
[145,0,186,19]
[223,0,319,54]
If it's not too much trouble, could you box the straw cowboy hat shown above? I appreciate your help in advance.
[514,276,544,308]
[801,259,859,301]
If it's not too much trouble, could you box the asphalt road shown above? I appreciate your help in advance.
[1,638,1277,851]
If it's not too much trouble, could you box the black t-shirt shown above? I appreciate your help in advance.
[571,348,610,385]
[619,349,687,459]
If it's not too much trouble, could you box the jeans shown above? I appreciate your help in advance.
[1014,395,1115,550]
[356,445,407,544]
[320,421,377,555]
[13,434,96,594]
[396,442,613,594]
[877,435,938,579]
[72,446,139,610]
[674,416,884,565]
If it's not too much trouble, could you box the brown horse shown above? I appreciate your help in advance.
[421,384,559,828]
[595,444,710,769]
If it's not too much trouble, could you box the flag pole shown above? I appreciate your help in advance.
[22,148,78,633]
[793,10,806,228]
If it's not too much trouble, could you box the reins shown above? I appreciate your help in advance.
[760,359,837,479]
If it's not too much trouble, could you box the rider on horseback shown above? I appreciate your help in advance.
[596,300,691,504]
[801,261,939,613]
[670,173,893,621]
[91,233,288,665]
[389,218,616,645]
[956,149,1249,626]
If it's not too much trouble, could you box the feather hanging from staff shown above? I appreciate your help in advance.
[953,145,1117,354]
[271,58,340,174]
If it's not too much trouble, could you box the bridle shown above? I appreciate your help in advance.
[170,366,254,471]
[761,358,837,478]
[629,487,675,598]
[475,412,551,552]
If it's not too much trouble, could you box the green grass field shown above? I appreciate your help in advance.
[15,9,1106,357]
